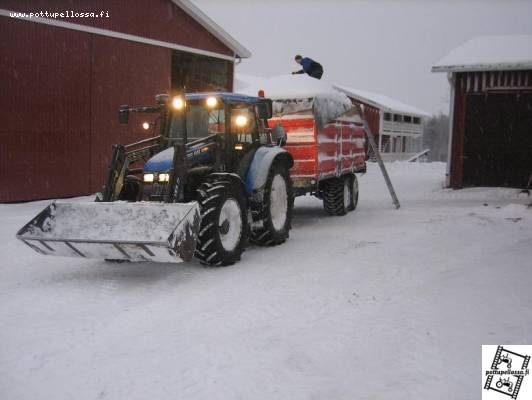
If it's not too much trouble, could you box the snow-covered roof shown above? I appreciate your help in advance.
[237,74,344,99]
[432,35,532,73]
[173,0,251,58]
[235,73,430,118]
[234,73,268,93]
[334,85,431,118]
[236,74,353,124]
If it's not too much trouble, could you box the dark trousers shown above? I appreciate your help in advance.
[308,65,323,80]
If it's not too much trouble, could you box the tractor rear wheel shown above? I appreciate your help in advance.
[194,177,248,266]
[250,163,293,246]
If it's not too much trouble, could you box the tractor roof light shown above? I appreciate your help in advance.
[235,115,248,128]
[171,96,185,110]
[206,96,218,108]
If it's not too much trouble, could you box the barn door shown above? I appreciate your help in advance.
[171,50,233,93]
[463,93,532,188]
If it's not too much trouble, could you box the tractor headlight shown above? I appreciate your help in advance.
[158,173,170,183]
[143,173,154,183]
[171,96,185,110]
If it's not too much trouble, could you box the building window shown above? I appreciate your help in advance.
[413,117,421,124]
[383,112,391,121]
[393,114,402,122]
[403,115,412,123]
[381,135,390,153]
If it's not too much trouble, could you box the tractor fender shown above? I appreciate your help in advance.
[207,172,247,196]
[245,146,293,194]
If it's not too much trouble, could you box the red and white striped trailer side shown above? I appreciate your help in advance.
[269,116,366,195]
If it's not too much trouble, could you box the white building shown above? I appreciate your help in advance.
[334,85,431,160]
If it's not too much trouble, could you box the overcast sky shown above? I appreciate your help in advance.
[193,0,532,116]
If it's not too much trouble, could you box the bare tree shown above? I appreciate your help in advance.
[424,113,450,162]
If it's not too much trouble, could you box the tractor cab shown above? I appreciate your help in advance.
[115,92,280,203]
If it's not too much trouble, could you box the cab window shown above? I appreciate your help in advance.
[231,106,258,144]
[169,103,225,140]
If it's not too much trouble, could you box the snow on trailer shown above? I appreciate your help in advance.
[240,75,366,210]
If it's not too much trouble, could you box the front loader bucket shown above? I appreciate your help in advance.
[16,202,201,263]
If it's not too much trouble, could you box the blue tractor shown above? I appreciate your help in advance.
[17,92,294,266]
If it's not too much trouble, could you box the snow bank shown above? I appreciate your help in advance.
[2,162,532,400]
[238,74,353,125]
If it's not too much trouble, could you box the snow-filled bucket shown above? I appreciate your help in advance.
[16,201,201,263]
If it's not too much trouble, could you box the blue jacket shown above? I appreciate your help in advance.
[300,57,314,73]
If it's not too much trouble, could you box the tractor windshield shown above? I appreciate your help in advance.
[168,102,225,141]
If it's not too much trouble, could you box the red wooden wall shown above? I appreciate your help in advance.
[0,0,233,57]
[0,0,234,201]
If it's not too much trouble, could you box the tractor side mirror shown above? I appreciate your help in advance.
[118,105,130,124]
[271,123,287,147]
[257,100,272,120]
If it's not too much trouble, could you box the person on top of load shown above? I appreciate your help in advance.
[291,55,323,79]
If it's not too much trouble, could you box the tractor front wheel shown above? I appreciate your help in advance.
[194,177,248,266]
[250,163,293,246]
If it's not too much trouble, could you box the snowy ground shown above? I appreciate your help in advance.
[1,162,531,400]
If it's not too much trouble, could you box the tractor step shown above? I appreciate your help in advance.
[16,201,201,263]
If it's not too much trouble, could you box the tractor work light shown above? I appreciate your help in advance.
[142,121,150,130]
[235,115,248,127]
[171,96,185,110]
[206,96,218,108]
[143,173,154,183]
[158,173,170,183]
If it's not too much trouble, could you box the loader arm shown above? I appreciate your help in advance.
[100,136,162,202]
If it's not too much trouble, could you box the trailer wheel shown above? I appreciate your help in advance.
[250,163,293,246]
[348,174,359,211]
[322,176,351,216]
[194,177,248,266]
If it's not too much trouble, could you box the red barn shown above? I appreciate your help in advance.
[0,0,250,201]
[432,35,532,189]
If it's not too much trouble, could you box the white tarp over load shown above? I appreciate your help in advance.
[238,74,355,126]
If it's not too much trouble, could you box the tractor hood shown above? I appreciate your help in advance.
[144,147,173,173]
[143,145,212,173]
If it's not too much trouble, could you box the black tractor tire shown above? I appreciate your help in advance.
[118,176,142,202]
[322,175,354,216]
[250,163,293,246]
[348,174,359,211]
[194,177,248,266]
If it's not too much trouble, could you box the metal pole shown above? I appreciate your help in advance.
[357,104,401,209]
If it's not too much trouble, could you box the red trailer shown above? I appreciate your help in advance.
[267,92,367,215]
